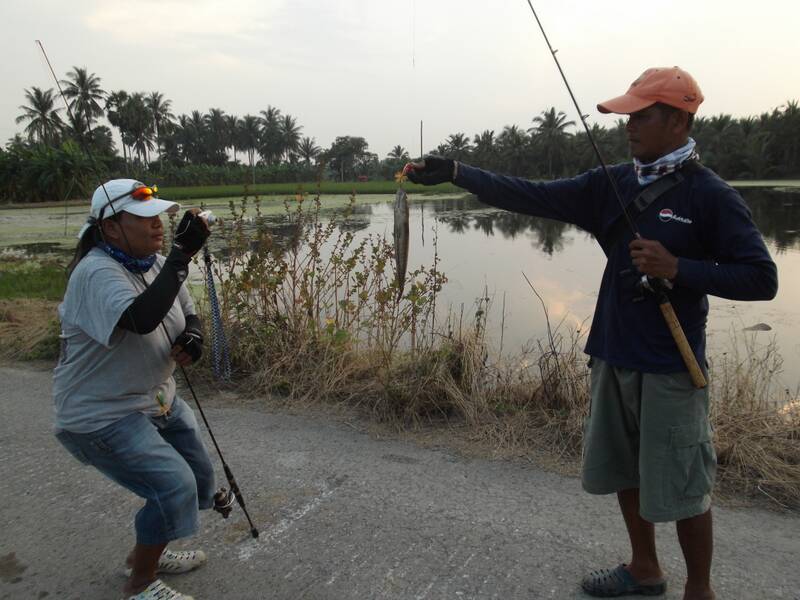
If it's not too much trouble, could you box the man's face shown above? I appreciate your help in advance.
[103,212,164,257]
[625,105,688,163]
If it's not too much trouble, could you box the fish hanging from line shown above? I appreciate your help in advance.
[743,322,772,331]
[393,186,410,300]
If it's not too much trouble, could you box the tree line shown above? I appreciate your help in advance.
[2,66,798,203]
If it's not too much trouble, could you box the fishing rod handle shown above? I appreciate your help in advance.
[657,300,707,388]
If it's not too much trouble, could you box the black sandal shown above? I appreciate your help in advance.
[581,564,667,597]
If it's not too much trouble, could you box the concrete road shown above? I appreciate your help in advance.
[1,364,798,599]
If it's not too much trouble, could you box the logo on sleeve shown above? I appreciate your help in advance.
[658,208,692,224]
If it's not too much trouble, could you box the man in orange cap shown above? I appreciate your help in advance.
[405,66,777,600]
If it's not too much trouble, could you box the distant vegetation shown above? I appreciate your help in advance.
[2,65,799,203]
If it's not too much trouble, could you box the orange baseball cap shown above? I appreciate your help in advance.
[597,66,704,115]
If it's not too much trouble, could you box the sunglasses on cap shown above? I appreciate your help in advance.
[98,184,159,221]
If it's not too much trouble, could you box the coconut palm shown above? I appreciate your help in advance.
[123,93,155,164]
[388,145,409,160]
[298,136,321,165]
[224,115,241,162]
[61,67,105,133]
[497,125,529,176]
[182,111,208,164]
[238,115,262,173]
[472,130,497,169]
[259,106,283,165]
[16,87,63,145]
[445,133,472,161]
[145,92,174,161]
[205,108,228,165]
[530,107,575,178]
[105,90,130,162]
[279,114,302,161]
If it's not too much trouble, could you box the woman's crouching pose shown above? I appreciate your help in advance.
[53,179,214,600]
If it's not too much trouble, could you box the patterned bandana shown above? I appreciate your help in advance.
[633,138,700,186]
[98,242,157,274]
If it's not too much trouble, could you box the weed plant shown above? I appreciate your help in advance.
[710,330,800,507]
[196,192,800,508]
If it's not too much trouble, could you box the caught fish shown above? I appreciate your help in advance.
[743,322,772,331]
[393,187,410,299]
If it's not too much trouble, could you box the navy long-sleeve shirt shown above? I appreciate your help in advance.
[455,162,778,373]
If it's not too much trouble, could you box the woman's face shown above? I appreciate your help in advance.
[103,212,164,257]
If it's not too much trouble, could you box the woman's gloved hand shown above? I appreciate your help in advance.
[172,210,210,256]
[171,316,204,366]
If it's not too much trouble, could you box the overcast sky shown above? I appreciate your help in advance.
[3,0,799,158]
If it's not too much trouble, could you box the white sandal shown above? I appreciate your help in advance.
[126,579,194,599]
[158,549,207,574]
[125,549,207,577]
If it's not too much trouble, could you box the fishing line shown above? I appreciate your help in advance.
[35,40,260,537]
[523,1,637,237]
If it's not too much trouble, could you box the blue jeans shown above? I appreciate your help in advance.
[56,397,215,545]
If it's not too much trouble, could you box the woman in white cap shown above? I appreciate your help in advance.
[53,179,213,600]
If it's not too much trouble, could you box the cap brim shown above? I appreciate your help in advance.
[122,198,180,217]
[597,94,656,115]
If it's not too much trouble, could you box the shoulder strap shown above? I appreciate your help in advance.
[603,160,699,250]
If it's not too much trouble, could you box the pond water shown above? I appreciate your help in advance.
[220,188,800,390]
[2,188,799,389]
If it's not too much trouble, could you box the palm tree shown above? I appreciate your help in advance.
[259,106,282,165]
[205,108,228,165]
[182,110,208,164]
[530,107,575,178]
[238,115,262,183]
[388,145,409,160]
[445,133,472,161]
[125,93,155,164]
[472,130,497,169]
[224,115,241,162]
[16,87,63,145]
[298,136,321,165]
[279,114,302,161]
[61,67,105,133]
[145,92,174,161]
[106,90,130,162]
[497,125,529,176]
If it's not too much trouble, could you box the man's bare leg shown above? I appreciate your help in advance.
[676,509,715,600]
[617,488,665,583]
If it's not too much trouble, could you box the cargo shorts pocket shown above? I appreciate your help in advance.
[666,423,717,501]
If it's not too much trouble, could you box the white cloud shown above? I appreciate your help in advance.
[84,0,276,43]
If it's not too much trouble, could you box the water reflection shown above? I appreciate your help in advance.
[206,187,800,388]
[433,196,572,254]
[742,189,800,253]
[429,189,800,254]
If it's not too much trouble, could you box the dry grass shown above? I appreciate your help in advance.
[0,298,60,361]
[710,331,800,507]
[199,193,799,509]
[0,191,796,510]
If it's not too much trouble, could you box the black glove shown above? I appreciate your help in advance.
[174,315,204,363]
[173,211,210,256]
[406,156,456,186]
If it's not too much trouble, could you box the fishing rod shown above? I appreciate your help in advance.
[522,2,707,388]
[35,40,260,537]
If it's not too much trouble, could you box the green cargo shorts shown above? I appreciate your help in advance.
[581,357,716,523]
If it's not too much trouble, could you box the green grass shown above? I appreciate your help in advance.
[159,180,460,200]
[728,180,800,188]
[0,260,67,301]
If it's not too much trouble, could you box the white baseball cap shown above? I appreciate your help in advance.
[78,179,180,239]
